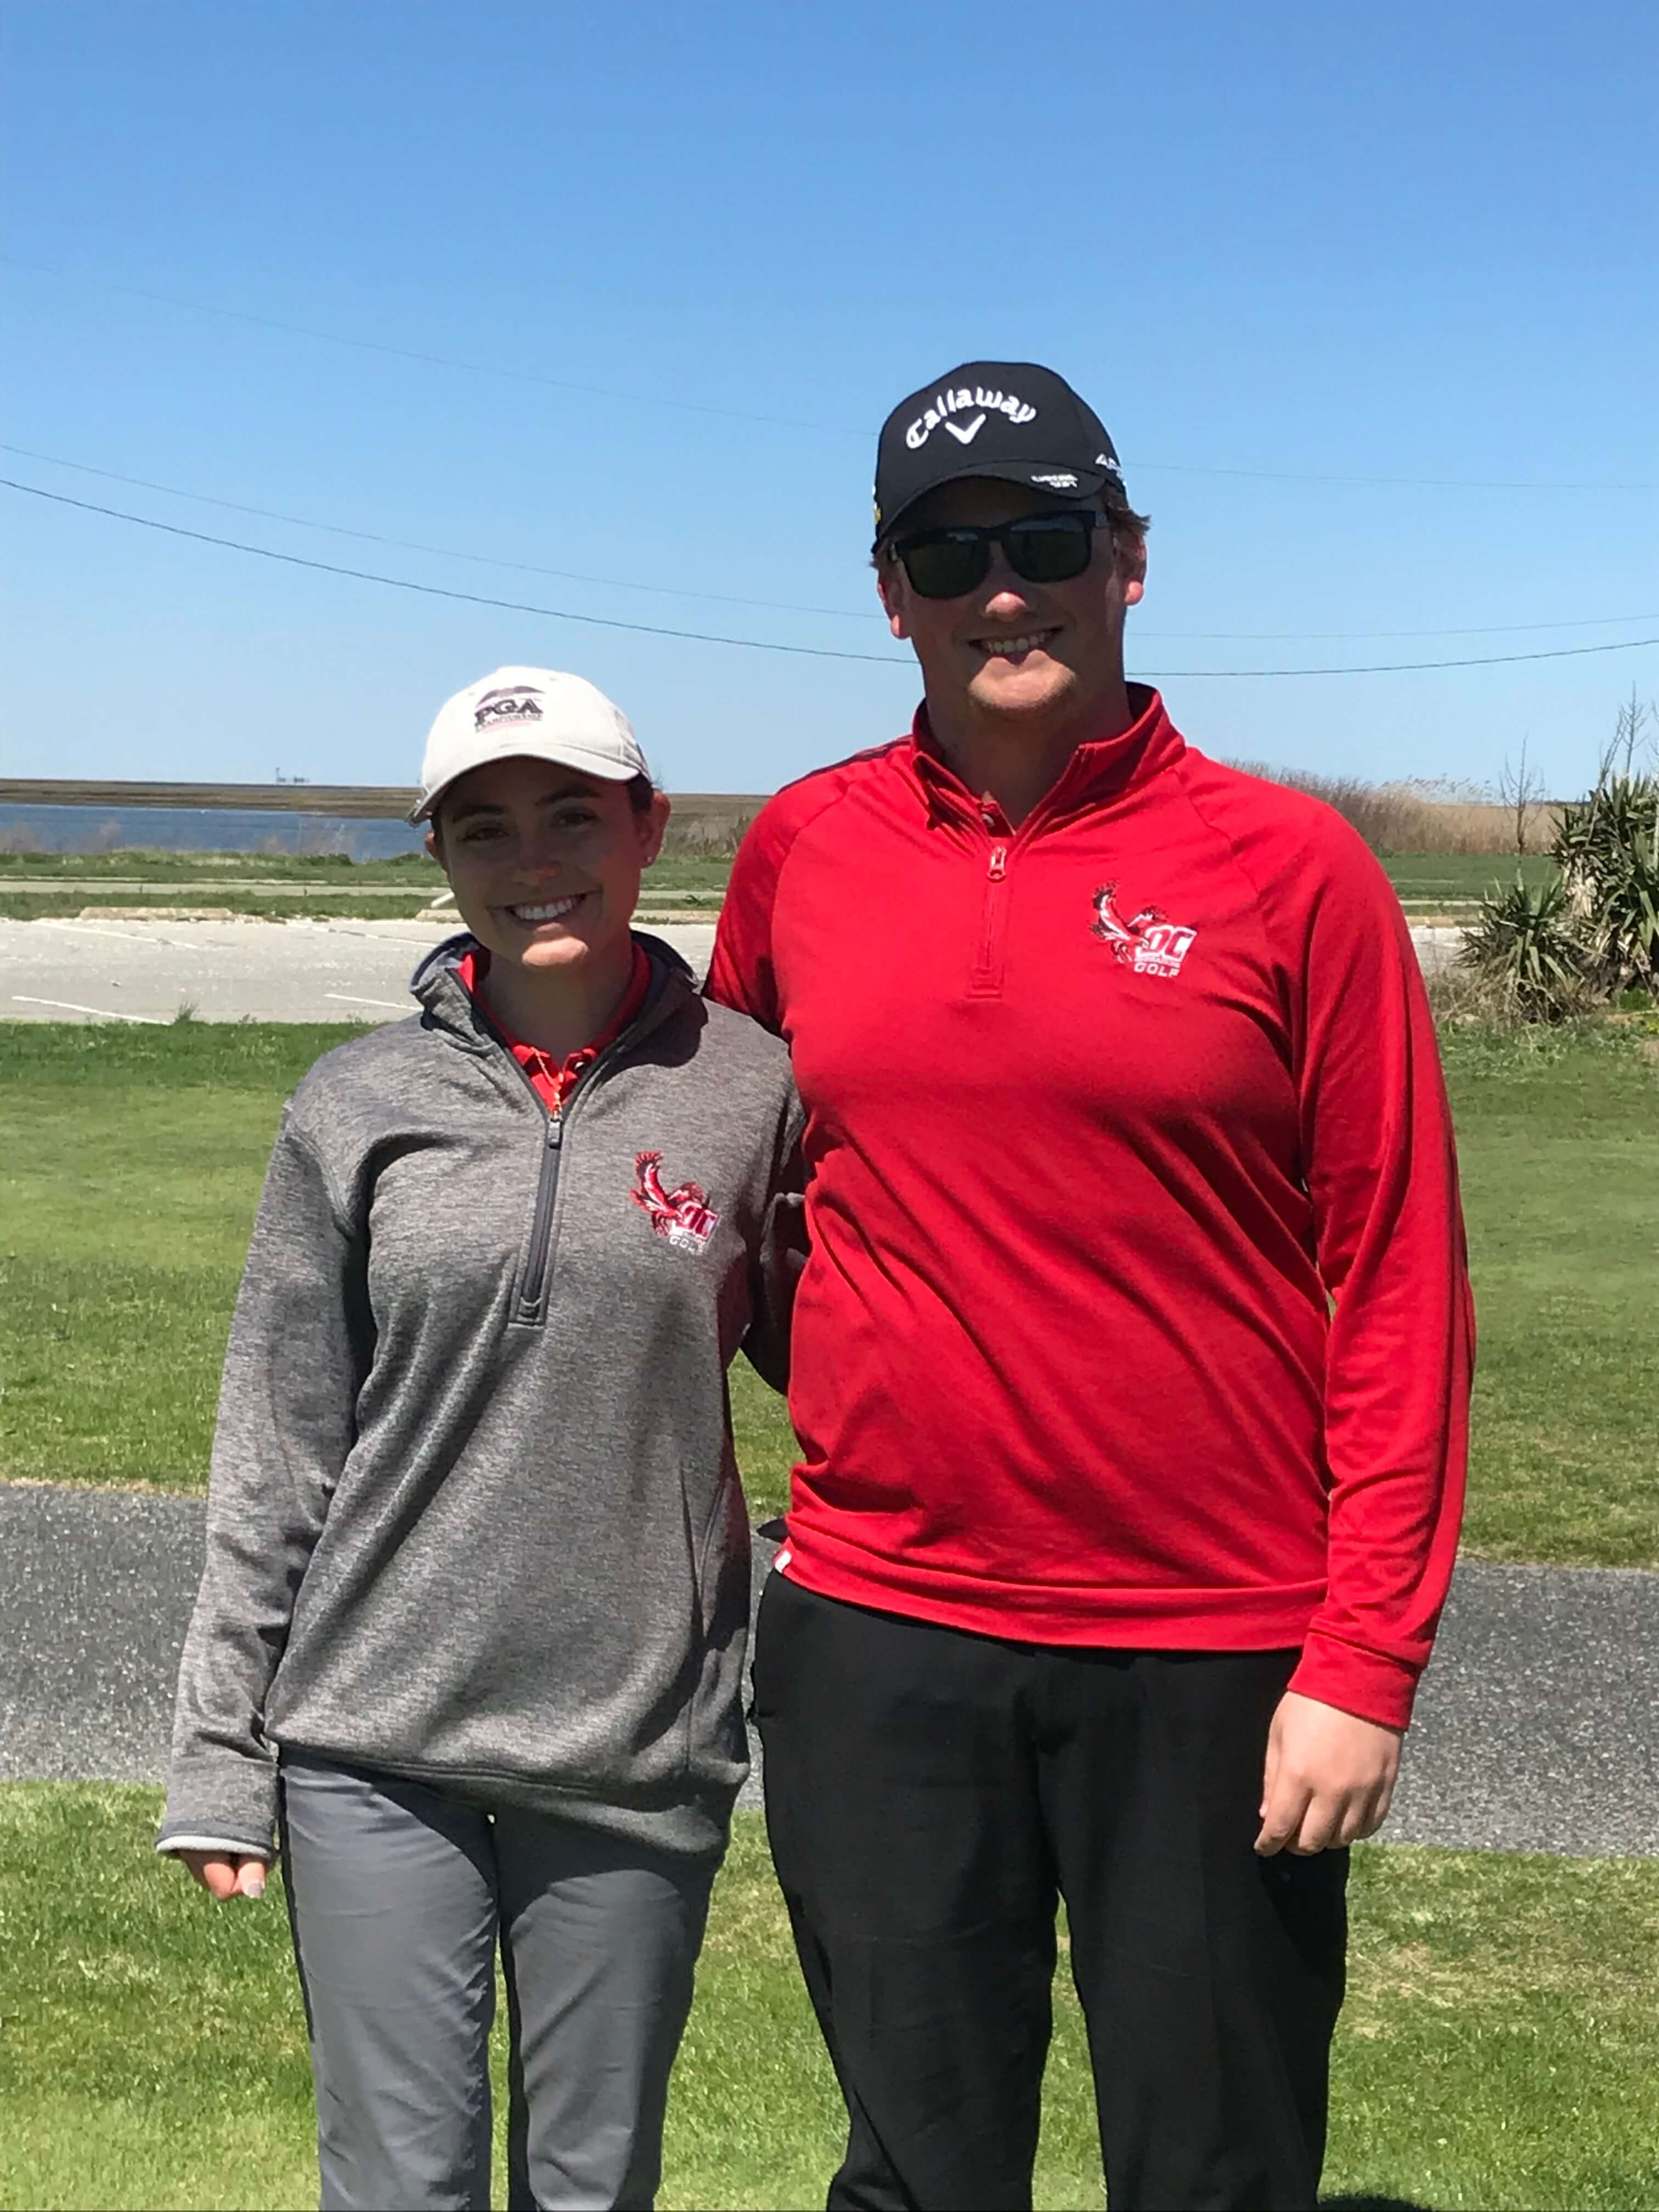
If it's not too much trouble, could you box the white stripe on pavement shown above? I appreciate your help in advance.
[12,995,165,1023]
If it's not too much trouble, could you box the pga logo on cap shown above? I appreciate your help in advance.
[473,686,545,732]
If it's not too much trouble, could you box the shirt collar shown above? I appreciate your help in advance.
[907,684,1186,825]
[455,940,651,1087]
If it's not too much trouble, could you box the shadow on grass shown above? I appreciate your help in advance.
[1323,2195,1438,2211]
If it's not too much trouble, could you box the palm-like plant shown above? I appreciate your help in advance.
[1554,774,1659,994]
[1459,874,1588,1020]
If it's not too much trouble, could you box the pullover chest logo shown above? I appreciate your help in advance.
[1091,883,1199,979]
[631,1151,720,1255]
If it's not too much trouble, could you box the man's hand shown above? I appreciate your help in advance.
[178,1850,268,1900]
[1255,1691,1402,1857]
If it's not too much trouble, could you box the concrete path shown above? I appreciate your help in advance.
[1,917,1459,1026]
[0,915,718,1024]
[2,1485,1654,1854]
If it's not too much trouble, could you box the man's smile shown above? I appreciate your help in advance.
[969,626,1063,664]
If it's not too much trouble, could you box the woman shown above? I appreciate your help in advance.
[159,666,803,2211]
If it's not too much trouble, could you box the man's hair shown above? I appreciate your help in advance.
[1098,481,1152,567]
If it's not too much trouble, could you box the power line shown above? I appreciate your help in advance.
[0,443,876,621]
[0,477,907,665]
[5,441,1656,646]
[0,256,848,436]
[1132,612,1659,641]
[7,255,1657,495]
[32,259,880,443]
[7,474,1657,679]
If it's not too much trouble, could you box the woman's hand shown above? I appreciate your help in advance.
[178,1850,269,1900]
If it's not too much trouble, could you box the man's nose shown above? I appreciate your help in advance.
[980,548,1035,613]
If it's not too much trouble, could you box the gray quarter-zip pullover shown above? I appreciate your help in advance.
[159,935,803,1861]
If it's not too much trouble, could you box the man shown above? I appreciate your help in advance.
[707,362,1472,2212]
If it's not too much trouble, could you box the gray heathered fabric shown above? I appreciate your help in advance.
[159,935,803,1863]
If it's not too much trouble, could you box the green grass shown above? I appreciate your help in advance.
[2,1019,1654,1555]
[1440,1019,1659,1565]
[0,891,442,921]
[2,1787,1655,2211]
[1,842,1557,915]
[1384,853,1558,907]
[0,843,1559,911]
[0,848,443,883]
[0,1022,793,1514]
[0,847,733,896]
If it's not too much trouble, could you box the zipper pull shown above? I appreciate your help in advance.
[988,842,1008,881]
[547,1110,563,1147]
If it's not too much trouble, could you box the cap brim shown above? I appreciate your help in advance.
[410,741,640,823]
[875,461,1114,548]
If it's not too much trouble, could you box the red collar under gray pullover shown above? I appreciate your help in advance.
[706,689,1473,1733]
[160,936,803,1863]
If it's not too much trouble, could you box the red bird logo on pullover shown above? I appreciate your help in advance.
[630,1152,720,1254]
[1091,883,1199,979]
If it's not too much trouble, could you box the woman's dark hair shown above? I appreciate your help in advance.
[431,766,659,837]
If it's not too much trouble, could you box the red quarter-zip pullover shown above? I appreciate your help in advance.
[706,689,1472,1730]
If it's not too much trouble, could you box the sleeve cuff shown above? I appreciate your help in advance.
[155,1833,275,1861]
[161,1752,280,1861]
[1289,1627,1421,1731]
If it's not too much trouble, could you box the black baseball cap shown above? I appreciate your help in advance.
[872,360,1123,547]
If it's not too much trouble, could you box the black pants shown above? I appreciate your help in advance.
[751,1574,1347,2212]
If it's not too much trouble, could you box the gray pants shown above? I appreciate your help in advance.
[278,1754,716,2212]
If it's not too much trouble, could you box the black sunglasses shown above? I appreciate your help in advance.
[888,510,1110,600]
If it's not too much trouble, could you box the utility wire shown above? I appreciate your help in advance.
[7,255,1657,495]
[0,255,848,435]
[0,443,875,620]
[0,477,907,665]
[7,475,1658,678]
[5,442,1656,645]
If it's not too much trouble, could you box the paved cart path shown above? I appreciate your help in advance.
[0,915,718,1024]
[1,916,1460,1028]
[1,1485,1654,1853]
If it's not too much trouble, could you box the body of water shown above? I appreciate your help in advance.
[0,804,427,860]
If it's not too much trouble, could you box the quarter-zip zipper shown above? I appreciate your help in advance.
[516,1108,564,1322]
[468,993,656,1329]
[970,788,1013,996]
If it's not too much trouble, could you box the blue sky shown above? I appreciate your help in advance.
[2,0,1654,797]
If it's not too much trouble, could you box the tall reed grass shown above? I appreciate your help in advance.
[1224,763,1555,855]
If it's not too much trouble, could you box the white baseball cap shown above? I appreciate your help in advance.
[411,665,649,823]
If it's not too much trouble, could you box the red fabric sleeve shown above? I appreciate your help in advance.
[1277,832,1474,1730]
[705,806,787,1029]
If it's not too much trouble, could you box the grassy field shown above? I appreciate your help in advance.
[0,892,440,922]
[0,850,738,926]
[2,1787,1656,2212]
[0,848,737,890]
[1385,851,1556,907]
[0,889,724,922]
[0,848,444,883]
[0,1021,798,1511]
[2,1018,1651,1556]
[1438,1019,1658,1563]
[0,842,1556,917]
